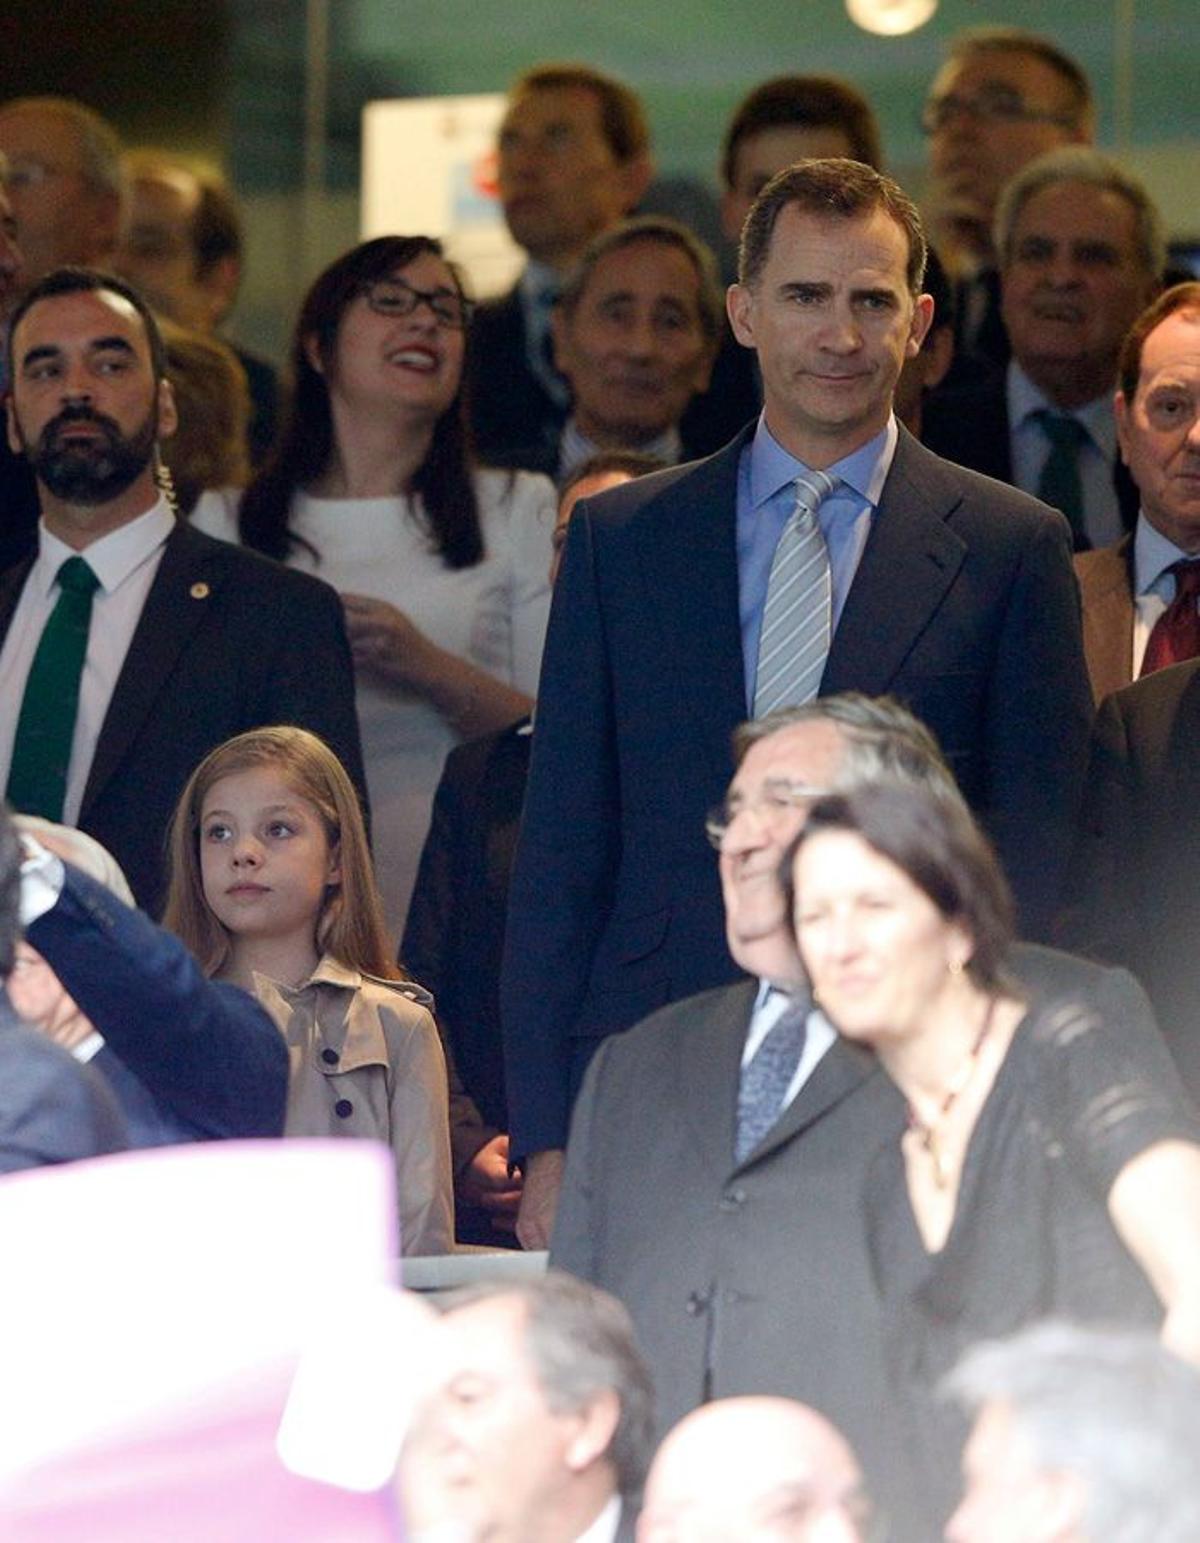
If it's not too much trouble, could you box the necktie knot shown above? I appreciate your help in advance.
[1035,409,1089,452]
[793,468,837,520]
[1169,560,1200,601]
[56,555,100,598]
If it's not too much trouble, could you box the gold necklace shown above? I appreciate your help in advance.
[905,996,997,1190]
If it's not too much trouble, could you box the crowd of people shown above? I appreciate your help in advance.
[2,26,1200,1539]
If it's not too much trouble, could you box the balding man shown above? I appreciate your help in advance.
[639,1396,871,1542]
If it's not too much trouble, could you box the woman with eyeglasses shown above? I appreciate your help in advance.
[194,236,556,933]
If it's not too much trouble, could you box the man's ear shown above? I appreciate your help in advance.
[5,395,21,458]
[563,1388,621,1476]
[198,254,242,329]
[303,332,325,378]
[921,324,955,392]
[550,308,575,381]
[906,292,936,359]
[1114,390,1131,467]
[727,282,756,349]
[618,153,655,216]
[156,377,179,442]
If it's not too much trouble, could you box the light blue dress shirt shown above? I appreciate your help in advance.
[1007,361,1122,549]
[736,413,898,709]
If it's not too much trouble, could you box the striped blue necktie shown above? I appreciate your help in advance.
[754,469,837,717]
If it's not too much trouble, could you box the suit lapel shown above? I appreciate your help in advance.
[738,1036,881,1170]
[1076,536,1134,703]
[80,523,217,819]
[649,431,752,772]
[675,978,758,1182]
[824,428,967,695]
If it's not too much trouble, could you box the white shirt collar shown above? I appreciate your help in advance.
[575,1494,622,1543]
[33,495,175,599]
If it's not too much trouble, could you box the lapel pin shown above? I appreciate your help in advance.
[190,582,211,600]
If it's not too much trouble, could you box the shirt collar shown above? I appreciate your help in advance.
[574,1494,622,1543]
[747,413,897,512]
[32,494,175,600]
[560,417,682,481]
[518,259,564,312]
[1007,360,1117,460]
[1133,511,1195,595]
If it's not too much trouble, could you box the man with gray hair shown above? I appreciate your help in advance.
[925,146,1163,551]
[398,1271,653,1542]
[944,1323,1200,1542]
[551,216,721,480]
[0,96,125,286]
[551,694,1164,1529]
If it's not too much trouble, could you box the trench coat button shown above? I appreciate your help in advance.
[322,1048,339,1065]
[335,1098,354,1119]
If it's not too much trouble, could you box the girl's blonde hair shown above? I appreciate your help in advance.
[163,726,402,981]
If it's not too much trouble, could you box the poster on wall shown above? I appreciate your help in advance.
[362,94,522,300]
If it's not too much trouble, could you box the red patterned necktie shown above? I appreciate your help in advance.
[1140,560,1200,677]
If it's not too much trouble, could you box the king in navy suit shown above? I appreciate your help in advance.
[503,159,1092,1245]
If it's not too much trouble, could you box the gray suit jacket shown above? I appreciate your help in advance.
[551,946,1164,1516]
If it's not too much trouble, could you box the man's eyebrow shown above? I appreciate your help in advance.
[19,343,61,369]
[87,335,138,355]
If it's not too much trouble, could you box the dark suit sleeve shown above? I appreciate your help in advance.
[501,507,620,1159]
[26,863,289,1138]
[982,511,1093,937]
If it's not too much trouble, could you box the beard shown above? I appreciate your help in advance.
[20,402,158,506]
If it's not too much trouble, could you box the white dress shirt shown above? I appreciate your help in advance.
[742,981,836,1111]
[1130,512,1199,677]
[1007,362,1123,550]
[0,497,175,824]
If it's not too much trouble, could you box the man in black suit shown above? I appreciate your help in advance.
[1066,657,1200,1098]
[505,157,1092,1246]
[924,146,1161,550]
[466,63,653,473]
[0,267,364,913]
[551,696,1152,1512]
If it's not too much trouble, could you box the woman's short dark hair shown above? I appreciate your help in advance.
[783,782,1014,990]
[239,235,482,569]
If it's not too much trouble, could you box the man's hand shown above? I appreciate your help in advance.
[515,1148,565,1251]
[457,1134,523,1233]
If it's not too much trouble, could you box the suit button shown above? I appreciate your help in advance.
[334,1099,354,1119]
[321,1048,339,1065]
[719,1189,747,1212]
[685,1291,708,1317]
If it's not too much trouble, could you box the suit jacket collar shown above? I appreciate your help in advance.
[1075,534,1134,703]
[673,977,879,1179]
[79,520,217,819]
[824,427,968,696]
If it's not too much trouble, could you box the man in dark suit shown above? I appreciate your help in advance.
[551,696,1162,1522]
[506,158,1092,1246]
[923,146,1161,552]
[466,64,653,473]
[1071,282,1200,705]
[1066,657,1200,1098]
[0,267,364,913]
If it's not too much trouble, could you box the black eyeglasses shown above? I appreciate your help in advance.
[920,86,1078,135]
[358,276,473,331]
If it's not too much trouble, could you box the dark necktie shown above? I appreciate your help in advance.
[6,555,101,821]
[735,1001,808,1164]
[1140,561,1200,677]
[1035,410,1090,552]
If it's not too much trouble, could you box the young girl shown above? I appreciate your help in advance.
[164,725,454,1257]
